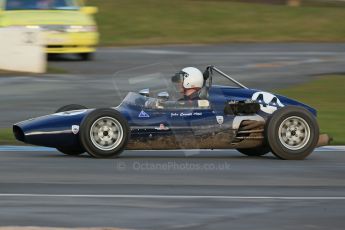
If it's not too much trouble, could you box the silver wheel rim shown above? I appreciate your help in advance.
[278,116,311,151]
[90,116,124,151]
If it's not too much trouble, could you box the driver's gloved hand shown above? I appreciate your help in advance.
[144,98,163,109]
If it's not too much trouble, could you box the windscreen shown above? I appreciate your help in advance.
[112,63,182,102]
[5,0,79,10]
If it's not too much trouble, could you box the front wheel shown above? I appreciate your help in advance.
[266,106,319,160]
[79,108,129,158]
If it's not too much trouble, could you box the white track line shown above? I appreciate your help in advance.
[0,194,345,200]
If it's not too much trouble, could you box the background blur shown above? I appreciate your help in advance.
[0,1,345,229]
[89,0,345,45]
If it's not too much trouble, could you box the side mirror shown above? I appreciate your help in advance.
[139,89,150,97]
[157,92,169,101]
[81,6,98,15]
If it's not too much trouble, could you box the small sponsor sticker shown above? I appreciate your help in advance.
[71,125,79,134]
[216,116,224,125]
[138,110,150,118]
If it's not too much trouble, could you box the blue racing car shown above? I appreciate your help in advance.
[13,66,331,160]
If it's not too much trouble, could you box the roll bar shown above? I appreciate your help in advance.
[205,66,248,89]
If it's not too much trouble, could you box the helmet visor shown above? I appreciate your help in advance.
[171,71,188,96]
[171,71,188,83]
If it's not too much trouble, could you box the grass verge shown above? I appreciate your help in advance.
[0,128,20,145]
[88,0,345,46]
[275,75,345,145]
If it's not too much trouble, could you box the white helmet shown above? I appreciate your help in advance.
[172,67,204,89]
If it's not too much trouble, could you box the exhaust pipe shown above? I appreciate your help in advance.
[317,134,333,147]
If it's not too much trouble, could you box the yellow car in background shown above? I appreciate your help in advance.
[0,0,99,60]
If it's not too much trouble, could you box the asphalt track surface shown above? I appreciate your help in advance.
[0,147,345,229]
[1,43,345,229]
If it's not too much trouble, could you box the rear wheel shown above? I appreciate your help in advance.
[266,106,319,160]
[79,108,129,158]
[55,104,88,155]
[237,146,270,157]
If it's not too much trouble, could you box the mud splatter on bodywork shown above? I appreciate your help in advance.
[126,120,265,150]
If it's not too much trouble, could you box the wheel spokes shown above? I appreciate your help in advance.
[90,116,124,151]
[278,116,311,151]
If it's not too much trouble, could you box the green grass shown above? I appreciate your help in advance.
[0,128,20,145]
[275,75,345,145]
[88,0,345,46]
[303,0,345,7]
[47,66,68,74]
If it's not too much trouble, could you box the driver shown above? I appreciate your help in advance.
[171,67,204,101]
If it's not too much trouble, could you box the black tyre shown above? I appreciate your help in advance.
[55,104,88,155]
[55,104,88,113]
[79,108,129,158]
[237,145,270,157]
[78,53,94,61]
[265,106,319,160]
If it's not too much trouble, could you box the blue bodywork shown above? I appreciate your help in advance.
[13,84,317,150]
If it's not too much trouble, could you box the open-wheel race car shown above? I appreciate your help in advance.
[13,66,331,160]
